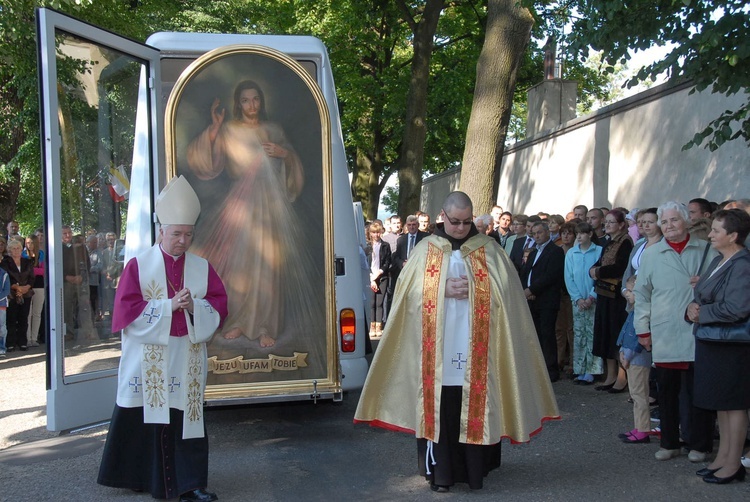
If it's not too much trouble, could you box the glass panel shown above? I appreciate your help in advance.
[54,31,143,376]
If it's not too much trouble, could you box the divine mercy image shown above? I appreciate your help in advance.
[169,49,329,387]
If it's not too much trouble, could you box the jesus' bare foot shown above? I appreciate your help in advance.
[223,328,242,340]
[259,333,276,348]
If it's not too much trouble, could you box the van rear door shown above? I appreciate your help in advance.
[37,7,163,432]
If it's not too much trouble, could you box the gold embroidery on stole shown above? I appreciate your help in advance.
[467,247,491,443]
[186,343,203,422]
[143,344,167,409]
[144,280,165,302]
[421,243,443,439]
[141,280,167,410]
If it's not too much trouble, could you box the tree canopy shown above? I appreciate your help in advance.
[565,0,750,151]
[3,0,664,229]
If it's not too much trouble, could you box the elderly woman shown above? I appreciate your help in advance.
[473,214,493,236]
[687,209,750,483]
[1,239,35,351]
[366,221,391,337]
[634,201,717,462]
[589,209,633,392]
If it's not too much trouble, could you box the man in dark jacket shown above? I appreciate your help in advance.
[520,221,565,381]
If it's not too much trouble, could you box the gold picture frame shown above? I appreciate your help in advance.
[163,45,338,401]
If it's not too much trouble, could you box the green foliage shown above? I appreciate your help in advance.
[381,185,399,215]
[423,1,485,175]
[305,0,411,178]
[2,0,619,226]
[0,0,186,230]
[565,0,750,150]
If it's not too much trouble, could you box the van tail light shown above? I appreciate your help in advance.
[340,308,356,352]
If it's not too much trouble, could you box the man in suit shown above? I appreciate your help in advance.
[61,225,83,342]
[6,220,20,242]
[392,215,428,285]
[509,214,541,272]
[520,221,565,382]
[382,215,402,320]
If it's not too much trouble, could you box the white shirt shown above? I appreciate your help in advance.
[527,238,552,287]
[407,233,417,257]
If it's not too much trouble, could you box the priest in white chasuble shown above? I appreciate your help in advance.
[355,191,559,492]
[98,176,228,502]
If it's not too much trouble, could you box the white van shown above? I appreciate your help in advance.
[38,8,368,431]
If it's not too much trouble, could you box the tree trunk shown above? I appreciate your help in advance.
[351,108,392,220]
[352,147,385,220]
[396,0,444,218]
[459,0,533,213]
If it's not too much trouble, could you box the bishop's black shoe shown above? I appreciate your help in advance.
[180,488,218,502]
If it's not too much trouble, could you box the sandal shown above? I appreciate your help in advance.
[622,431,650,444]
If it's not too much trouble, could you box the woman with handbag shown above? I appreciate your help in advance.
[589,209,633,392]
[687,209,750,484]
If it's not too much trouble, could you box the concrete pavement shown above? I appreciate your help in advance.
[1,344,748,501]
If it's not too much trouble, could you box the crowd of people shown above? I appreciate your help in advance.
[0,221,123,355]
[361,196,750,488]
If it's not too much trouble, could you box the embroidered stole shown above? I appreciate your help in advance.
[136,245,208,439]
[421,242,492,444]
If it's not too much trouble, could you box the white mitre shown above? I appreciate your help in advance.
[155,175,201,225]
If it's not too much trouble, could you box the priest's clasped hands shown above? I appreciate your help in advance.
[445,276,469,300]
[171,287,194,314]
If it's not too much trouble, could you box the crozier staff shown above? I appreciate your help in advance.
[98,176,228,502]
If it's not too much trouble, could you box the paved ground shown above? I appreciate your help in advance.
[1,342,748,501]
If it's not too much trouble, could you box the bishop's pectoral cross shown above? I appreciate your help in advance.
[451,353,467,370]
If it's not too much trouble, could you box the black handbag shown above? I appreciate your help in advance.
[694,317,750,343]
[594,278,619,299]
